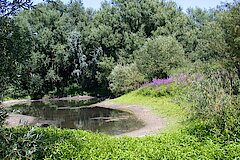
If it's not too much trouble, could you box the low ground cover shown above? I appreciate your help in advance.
[1,125,239,159]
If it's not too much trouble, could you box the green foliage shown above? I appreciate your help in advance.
[192,21,227,62]
[68,31,88,83]
[0,1,34,97]
[217,2,240,76]
[187,69,240,139]
[1,0,239,99]
[108,63,145,95]
[0,107,7,126]
[0,127,239,160]
[29,73,45,99]
[0,0,33,17]
[137,83,180,97]
[1,1,240,158]
[0,127,44,160]
[44,129,240,159]
[183,7,229,63]
[96,56,115,86]
[2,84,29,100]
[135,36,185,80]
[63,83,85,96]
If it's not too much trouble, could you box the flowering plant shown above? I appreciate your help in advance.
[141,77,173,88]
[138,73,202,97]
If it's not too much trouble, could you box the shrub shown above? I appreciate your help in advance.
[66,83,84,96]
[136,77,181,97]
[29,73,44,99]
[137,84,178,97]
[0,127,44,160]
[136,75,192,98]
[108,63,145,95]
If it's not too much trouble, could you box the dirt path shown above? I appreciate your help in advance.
[1,96,167,137]
[91,101,167,137]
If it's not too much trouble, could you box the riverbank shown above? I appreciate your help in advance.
[3,95,170,137]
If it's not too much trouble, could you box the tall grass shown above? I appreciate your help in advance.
[187,69,240,140]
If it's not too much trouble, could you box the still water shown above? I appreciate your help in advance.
[8,100,144,135]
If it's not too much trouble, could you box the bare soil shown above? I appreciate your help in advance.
[1,96,167,137]
[91,101,167,137]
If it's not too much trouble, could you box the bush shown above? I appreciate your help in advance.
[136,84,178,97]
[135,36,186,80]
[136,77,181,97]
[108,63,145,95]
[136,75,193,98]
[0,107,7,126]
[29,73,44,99]
[0,127,44,160]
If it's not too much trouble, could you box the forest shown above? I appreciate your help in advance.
[0,0,240,159]
[0,0,239,99]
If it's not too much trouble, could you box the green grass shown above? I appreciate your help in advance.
[110,90,188,133]
[111,90,184,117]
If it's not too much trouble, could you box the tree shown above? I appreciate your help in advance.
[0,0,34,99]
[217,1,240,76]
[68,31,88,84]
[0,0,34,17]
[10,1,72,98]
[135,36,185,80]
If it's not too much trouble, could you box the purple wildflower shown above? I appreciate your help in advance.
[195,74,202,81]
[141,77,173,88]
[179,73,187,82]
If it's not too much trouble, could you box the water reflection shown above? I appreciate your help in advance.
[8,100,144,135]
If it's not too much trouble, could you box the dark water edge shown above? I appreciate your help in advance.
[7,100,144,135]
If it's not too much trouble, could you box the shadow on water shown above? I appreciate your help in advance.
[7,99,144,135]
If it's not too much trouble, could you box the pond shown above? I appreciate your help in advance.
[7,100,144,135]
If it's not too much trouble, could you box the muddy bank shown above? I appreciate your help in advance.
[91,101,167,137]
[6,113,60,127]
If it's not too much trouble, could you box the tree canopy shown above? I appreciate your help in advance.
[1,0,239,98]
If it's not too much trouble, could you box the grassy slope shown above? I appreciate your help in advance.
[111,91,182,117]
[111,90,187,133]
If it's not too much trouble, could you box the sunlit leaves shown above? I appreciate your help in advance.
[136,36,185,80]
